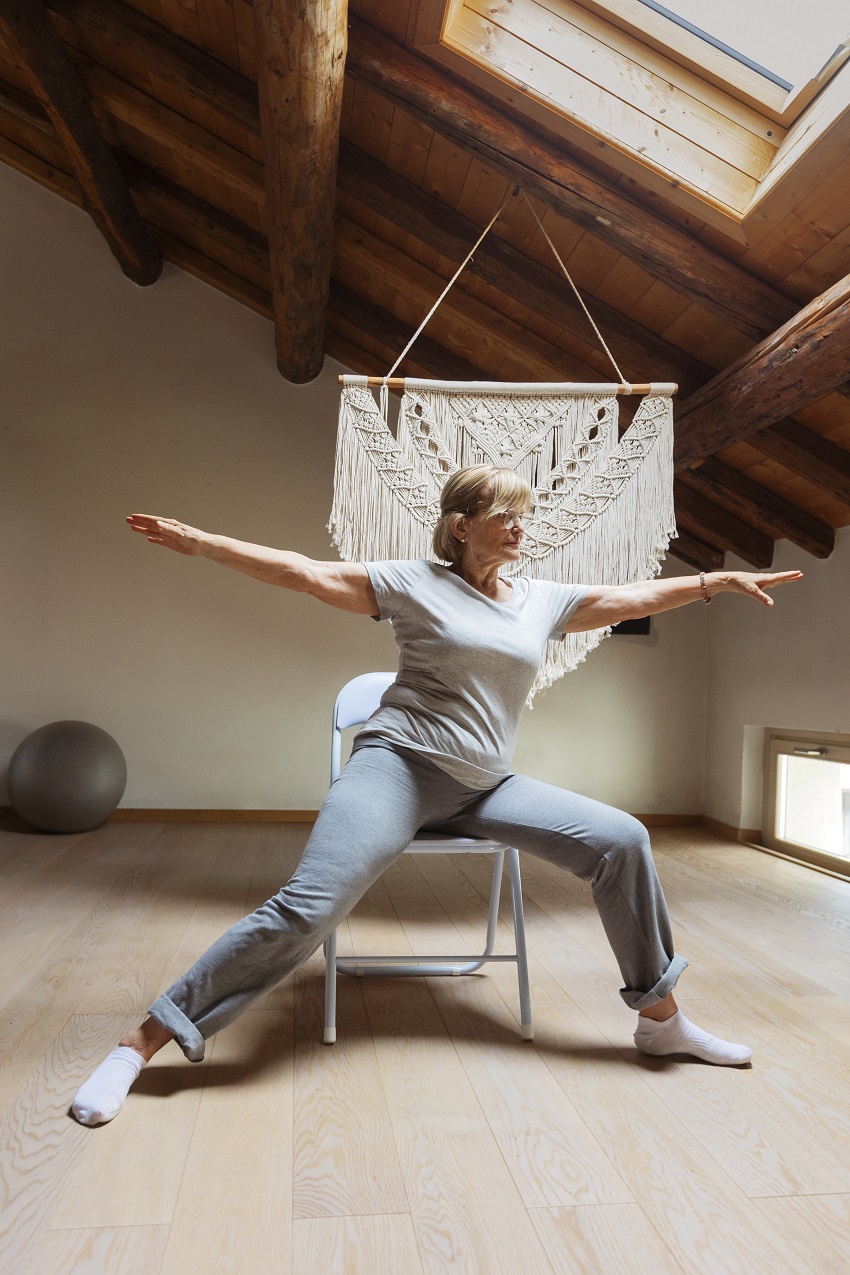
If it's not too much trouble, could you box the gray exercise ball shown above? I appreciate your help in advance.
[8,721,127,833]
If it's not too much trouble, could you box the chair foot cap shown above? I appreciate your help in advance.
[323,1028,336,1044]
[521,1023,534,1040]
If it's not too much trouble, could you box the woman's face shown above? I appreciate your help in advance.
[455,505,528,567]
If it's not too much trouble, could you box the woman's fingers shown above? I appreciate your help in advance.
[127,514,168,532]
[126,514,204,556]
[729,568,803,605]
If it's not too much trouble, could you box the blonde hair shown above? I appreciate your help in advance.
[432,465,533,565]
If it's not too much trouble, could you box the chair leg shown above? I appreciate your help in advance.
[507,848,533,1040]
[484,848,505,955]
[324,927,338,1044]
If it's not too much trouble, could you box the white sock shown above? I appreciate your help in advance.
[634,1010,752,1066]
[71,1046,147,1126]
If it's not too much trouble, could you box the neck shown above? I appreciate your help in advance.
[451,552,506,597]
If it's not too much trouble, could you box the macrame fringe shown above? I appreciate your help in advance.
[327,384,676,707]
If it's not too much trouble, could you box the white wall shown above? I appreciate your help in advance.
[704,529,850,831]
[1,163,706,813]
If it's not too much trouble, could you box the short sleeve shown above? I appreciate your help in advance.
[532,579,591,640]
[362,559,425,623]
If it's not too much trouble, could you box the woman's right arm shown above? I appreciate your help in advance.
[126,515,379,616]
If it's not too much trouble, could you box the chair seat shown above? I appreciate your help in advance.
[407,830,506,852]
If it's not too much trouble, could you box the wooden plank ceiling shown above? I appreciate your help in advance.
[2,0,850,571]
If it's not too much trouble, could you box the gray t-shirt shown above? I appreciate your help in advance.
[355,559,589,789]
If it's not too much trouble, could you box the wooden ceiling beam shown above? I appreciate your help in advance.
[336,141,710,394]
[681,458,834,558]
[46,0,260,135]
[750,419,850,507]
[78,57,264,203]
[118,155,270,274]
[44,1,795,342]
[667,532,725,573]
[673,481,774,567]
[0,0,160,284]
[39,0,710,391]
[345,16,795,343]
[675,270,850,466]
[252,0,346,384]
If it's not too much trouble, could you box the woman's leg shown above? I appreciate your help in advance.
[440,775,751,1064]
[72,745,457,1124]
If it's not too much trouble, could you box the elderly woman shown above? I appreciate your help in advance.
[72,464,802,1125]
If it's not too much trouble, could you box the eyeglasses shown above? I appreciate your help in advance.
[497,510,528,530]
[458,508,530,530]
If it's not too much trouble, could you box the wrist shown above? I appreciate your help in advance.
[196,531,219,560]
[703,573,728,601]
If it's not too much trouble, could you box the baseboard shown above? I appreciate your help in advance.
[107,809,320,823]
[0,805,742,831]
[701,815,762,843]
[110,810,706,825]
[633,814,702,828]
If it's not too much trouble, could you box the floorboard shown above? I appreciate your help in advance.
[1,822,848,1274]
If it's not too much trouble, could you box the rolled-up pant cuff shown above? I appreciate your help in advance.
[148,994,207,1062]
[620,953,689,1012]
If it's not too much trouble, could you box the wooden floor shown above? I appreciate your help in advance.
[1,820,850,1275]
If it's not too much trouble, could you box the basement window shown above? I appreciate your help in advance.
[763,729,850,876]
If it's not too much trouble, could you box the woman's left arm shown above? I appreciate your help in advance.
[563,569,804,633]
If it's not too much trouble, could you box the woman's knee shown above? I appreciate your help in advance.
[264,880,348,940]
[601,812,653,869]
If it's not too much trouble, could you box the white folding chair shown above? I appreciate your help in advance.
[322,671,533,1044]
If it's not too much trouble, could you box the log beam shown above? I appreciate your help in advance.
[253,0,347,383]
[681,458,834,558]
[0,0,160,284]
[667,532,725,573]
[336,141,710,394]
[46,0,260,135]
[46,1,796,342]
[675,271,850,466]
[673,481,774,567]
[750,419,850,507]
[345,16,795,342]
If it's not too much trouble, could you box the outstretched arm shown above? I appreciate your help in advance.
[563,569,804,633]
[126,515,379,615]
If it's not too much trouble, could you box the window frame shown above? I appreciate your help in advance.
[762,728,850,879]
[573,0,850,125]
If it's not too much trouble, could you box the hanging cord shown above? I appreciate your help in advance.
[518,189,627,386]
[382,184,514,415]
[379,183,627,404]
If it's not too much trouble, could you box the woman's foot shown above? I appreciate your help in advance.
[70,1017,174,1126]
[71,1047,147,1126]
[634,1009,752,1066]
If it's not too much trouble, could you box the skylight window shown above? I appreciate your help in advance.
[640,0,849,89]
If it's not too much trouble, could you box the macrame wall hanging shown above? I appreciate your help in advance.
[328,189,678,705]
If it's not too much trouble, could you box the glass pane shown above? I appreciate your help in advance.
[776,754,850,859]
[642,0,849,89]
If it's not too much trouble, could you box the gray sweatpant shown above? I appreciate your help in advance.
[149,742,688,1060]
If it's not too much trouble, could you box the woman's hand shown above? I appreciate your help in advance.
[712,569,803,606]
[126,514,207,556]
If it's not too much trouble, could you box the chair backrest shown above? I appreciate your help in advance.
[330,671,396,783]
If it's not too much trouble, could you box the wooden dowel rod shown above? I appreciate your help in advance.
[338,376,677,394]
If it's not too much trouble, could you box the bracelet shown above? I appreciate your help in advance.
[699,571,711,604]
